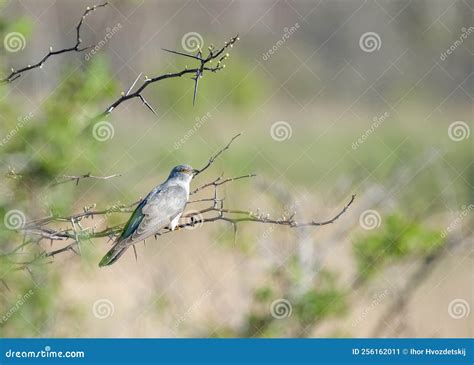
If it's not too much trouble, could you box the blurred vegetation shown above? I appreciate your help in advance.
[238,269,347,337]
[0,4,119,336]
[353,213,445,282]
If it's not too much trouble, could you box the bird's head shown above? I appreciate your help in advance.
[168,164,198,183]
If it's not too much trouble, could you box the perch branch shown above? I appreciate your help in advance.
[1,3,108,84]
[8,134,355,264]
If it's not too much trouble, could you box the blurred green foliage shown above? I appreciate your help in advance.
[0,6,118,336]
[353,213,445,281]
[243,270,346,337]
[293,273,347,326]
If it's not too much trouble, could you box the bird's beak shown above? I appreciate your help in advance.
[192,168,200,176]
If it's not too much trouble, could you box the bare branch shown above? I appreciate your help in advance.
[8,133,355,266]
[191,173,256,195]
[52,172,121,187]
[99,35,239,117]
[194,133,242,176]
[1,3,108,84]
[20,191,355,261]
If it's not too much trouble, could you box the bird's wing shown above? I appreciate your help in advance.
[115,185,161,244]
[127,184,188,243]
[99,183,188,267]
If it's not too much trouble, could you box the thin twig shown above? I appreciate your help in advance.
[194,133,242,176]
[52,172,121,187]
[1,3,108,84]
[191,173,256,194]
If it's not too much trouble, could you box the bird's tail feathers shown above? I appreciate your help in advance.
[98,244,129,267]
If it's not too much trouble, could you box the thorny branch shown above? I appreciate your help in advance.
[1,2,238,117]
[52,172,122,187]
[99,35,239,117]
[8,134,355,266]
[1,3,108,84]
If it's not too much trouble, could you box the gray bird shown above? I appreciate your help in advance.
[99,164,197,267]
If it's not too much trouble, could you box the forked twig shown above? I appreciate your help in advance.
[1,3,108,84]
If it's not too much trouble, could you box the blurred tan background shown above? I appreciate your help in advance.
[0,0,472,338]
